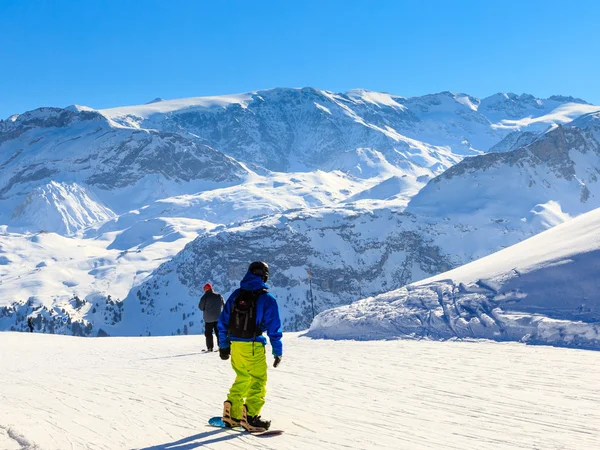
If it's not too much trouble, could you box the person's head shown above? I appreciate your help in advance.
[203,283,213,292]
[248,261,269,282]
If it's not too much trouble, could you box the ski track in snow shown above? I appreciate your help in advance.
[1,332,599,450]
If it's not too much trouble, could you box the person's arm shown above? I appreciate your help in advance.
[263,294,283,357]
[199,294,206,311]
[217,290,238,349]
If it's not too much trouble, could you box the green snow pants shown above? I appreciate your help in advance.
[226,341,268,419]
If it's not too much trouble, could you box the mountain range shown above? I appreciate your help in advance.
[1,88,599,345]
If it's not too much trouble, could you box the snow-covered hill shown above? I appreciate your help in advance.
[308,206,600,349]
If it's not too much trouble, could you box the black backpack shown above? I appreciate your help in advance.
[228,289,267,339]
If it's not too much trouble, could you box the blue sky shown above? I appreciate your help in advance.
[1,0,599,118]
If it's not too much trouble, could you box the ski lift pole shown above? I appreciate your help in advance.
[307,268,314,319]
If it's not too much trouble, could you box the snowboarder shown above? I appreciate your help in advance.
[218,261,283,432]
[27,317,34,333]
[199,283,224,352]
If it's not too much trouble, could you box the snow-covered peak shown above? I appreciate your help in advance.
[345,89,407,110]
[478,92,598,130]
[480,92,544,112]
[100,92,255,121]
[65,104,97,113]
[406,116,600,237]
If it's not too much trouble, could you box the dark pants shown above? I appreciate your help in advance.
[205,321,219,350]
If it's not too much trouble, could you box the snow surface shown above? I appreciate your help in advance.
[1,332,599,450]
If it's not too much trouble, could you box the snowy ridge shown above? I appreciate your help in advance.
[308,207,600,349]
[98,87,600,172]
[101,92,255,118]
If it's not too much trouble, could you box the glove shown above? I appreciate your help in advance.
[273,355,282,368]
[219,347,230,361]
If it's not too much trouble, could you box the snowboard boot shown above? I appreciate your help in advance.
[241,404,271,432]
[222,400,241,428]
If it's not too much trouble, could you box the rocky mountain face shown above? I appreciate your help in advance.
[111,208,458,335]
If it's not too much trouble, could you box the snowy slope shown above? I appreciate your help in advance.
[344,175,423,202]
[407,112,600,235]
[1,332,599,450]
[10,181,116,235]
[308,207,600,349]
[94,169,372,229]
[0,217,216,336]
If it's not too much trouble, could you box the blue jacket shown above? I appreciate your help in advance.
[218,271,283,356]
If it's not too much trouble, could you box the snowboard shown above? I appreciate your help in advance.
[208,416,284,437]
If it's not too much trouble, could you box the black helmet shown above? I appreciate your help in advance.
[248,261,269,282]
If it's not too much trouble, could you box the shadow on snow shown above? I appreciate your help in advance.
[135,429,238,450]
